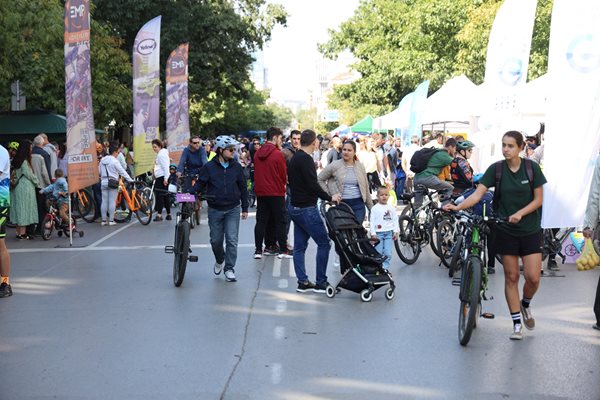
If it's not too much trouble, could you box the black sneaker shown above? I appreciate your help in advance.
[165,214,172,221]
[313,281,331,293]
[487,266,496,274]
[296,281,316,293]
[263,245,280,256]
[547,258,559,271]
[0,282,13,298]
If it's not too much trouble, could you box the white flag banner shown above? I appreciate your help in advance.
[476,0,538,173]
[541,0,600,228]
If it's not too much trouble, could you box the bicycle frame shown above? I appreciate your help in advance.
[116,178,143,212]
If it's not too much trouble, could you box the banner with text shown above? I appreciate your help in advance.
[542,0,600,228]
[133,16,162,175]
[166,43,189,165]
[64,0,98,192]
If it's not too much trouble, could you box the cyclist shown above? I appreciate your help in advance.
[445,131,546,340]
[413,138,456,207]
[7,142,18,161]
[192,135,248,282]
[176,135,208,192]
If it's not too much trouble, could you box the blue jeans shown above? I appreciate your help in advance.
[395,176,406,199]
[288,205,331,285]
[207,206,241,272]
[342,197,366,223]
[375,230,393,270]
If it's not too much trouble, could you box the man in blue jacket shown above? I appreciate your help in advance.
[177,135,208,191]
[193,136,248,282]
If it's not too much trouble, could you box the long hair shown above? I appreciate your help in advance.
[12,139,32,169]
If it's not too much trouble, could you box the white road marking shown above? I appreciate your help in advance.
[88,220,138,247]
[271,363,282,385]
[273,257,282,277]
[289,264,296,277]
[9,243,256,254]
[275,300,287,313]
[277,279,288,289]
[274,326,285,340]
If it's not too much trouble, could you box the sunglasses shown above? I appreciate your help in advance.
[191,141,200,145]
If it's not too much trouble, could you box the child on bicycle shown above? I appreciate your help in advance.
[370,186,399,271]
[39,168,69,227]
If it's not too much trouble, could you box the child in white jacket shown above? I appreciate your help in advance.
[370,186,399,271]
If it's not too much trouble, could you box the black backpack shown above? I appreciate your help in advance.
[409,147,440,173]
[492,158,534,212]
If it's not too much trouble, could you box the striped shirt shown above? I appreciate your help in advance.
[342,166,361,200]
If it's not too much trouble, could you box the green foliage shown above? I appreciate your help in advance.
[321,0,553,122]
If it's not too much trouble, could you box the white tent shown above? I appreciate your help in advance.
[372,93,414,131]
[421,75,479,124]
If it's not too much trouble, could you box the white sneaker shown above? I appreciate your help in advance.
[213,262,224,275]
[510,324,524,340]
[254,252,262,260]
[224,270,237,282]
[101,221,108,226]
[108,221,117,226]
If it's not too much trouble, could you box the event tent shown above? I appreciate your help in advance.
[421,75,479,125]
[350,115,373,133]
[330,124,350,136]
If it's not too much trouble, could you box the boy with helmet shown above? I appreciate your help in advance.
[450,140,476,195]
[192,135,249,282]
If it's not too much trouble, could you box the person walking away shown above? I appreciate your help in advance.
[11,140,39,239]
[192,136,248,282]
[39,168,69,228]
[151,139,172,221]
[445,131,546,340]
[176,135,208,192]
[30,147,51,236]
[413,138,455,207]
[40,134,58,180]
[370,186,399,271]
[0,144,13,297]
[253,127,290,259]
[357,137,380,193]
[98,142,134,226]
[582,151,600,331]
[288,129,341,293]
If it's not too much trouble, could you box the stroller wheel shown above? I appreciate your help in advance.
[385,287,395,301]
[326,285,336,298]
[360,289,373,302]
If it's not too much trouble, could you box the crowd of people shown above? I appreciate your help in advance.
[0,128,598,342]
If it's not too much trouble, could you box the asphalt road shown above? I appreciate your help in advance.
[1,211,599,400]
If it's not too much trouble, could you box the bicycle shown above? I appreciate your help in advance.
[113,177,153,225]
[394,187,448,264]
[70,187,96,223]
[164,182,212,287]
[41,198,84,240]
[449,210,504,346]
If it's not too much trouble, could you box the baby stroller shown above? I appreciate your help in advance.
[320,201,395,302]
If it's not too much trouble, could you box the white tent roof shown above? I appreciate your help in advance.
[421,75,479,124]
[372,92,414,131]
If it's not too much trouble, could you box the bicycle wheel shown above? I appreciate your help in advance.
[113,192,131,223]
[193,200,201,226]
[436,219,456,268]
[173,220,190,287]
[143,187,156,212]
[429,213,447,259]
[394,216,421,265]
[448,235,464,278]
[458,256,482,346]
[134,191,153,225]
[41,215,53,240]
[78,189,97,223]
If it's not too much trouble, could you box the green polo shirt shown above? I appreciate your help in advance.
[479,159,547,236]
[414,150,453,178]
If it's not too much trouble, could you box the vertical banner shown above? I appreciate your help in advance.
[408,81,429,143]
[541,0,600,228]
[476,0,538,172]
[166,43,190,165]
[397,92,414,148]
[64,0,98,192]
[133,16,162,175]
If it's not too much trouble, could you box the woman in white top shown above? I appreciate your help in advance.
[152,138,171,221]
[98,142,134,225]
[357,137,380,192]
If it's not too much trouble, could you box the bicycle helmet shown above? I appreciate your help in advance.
[214,135,239,150]
[169,163,177,170]
[456,140,475,151]
[202,140,211,146]
[7,141,19,151]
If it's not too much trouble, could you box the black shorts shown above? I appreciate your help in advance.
[495,229,543,257]
[0,207,7,239]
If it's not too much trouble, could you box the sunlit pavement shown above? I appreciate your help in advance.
[1,212,599,400]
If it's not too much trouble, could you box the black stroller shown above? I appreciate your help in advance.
[320,201,395,302]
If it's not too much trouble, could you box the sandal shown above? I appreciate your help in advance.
[153,215,163,222]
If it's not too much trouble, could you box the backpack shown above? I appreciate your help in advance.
[492,158,534,212]
[409,147,440,173]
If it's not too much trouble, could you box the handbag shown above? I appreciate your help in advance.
[103,164,120,189]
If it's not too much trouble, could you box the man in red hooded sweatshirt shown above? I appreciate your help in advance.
[253,127,291,259]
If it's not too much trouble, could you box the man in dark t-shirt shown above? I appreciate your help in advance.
[288,129,341,294]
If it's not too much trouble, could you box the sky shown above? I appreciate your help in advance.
[263,0,360,104]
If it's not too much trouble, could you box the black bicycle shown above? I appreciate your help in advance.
[163,177,209,286]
